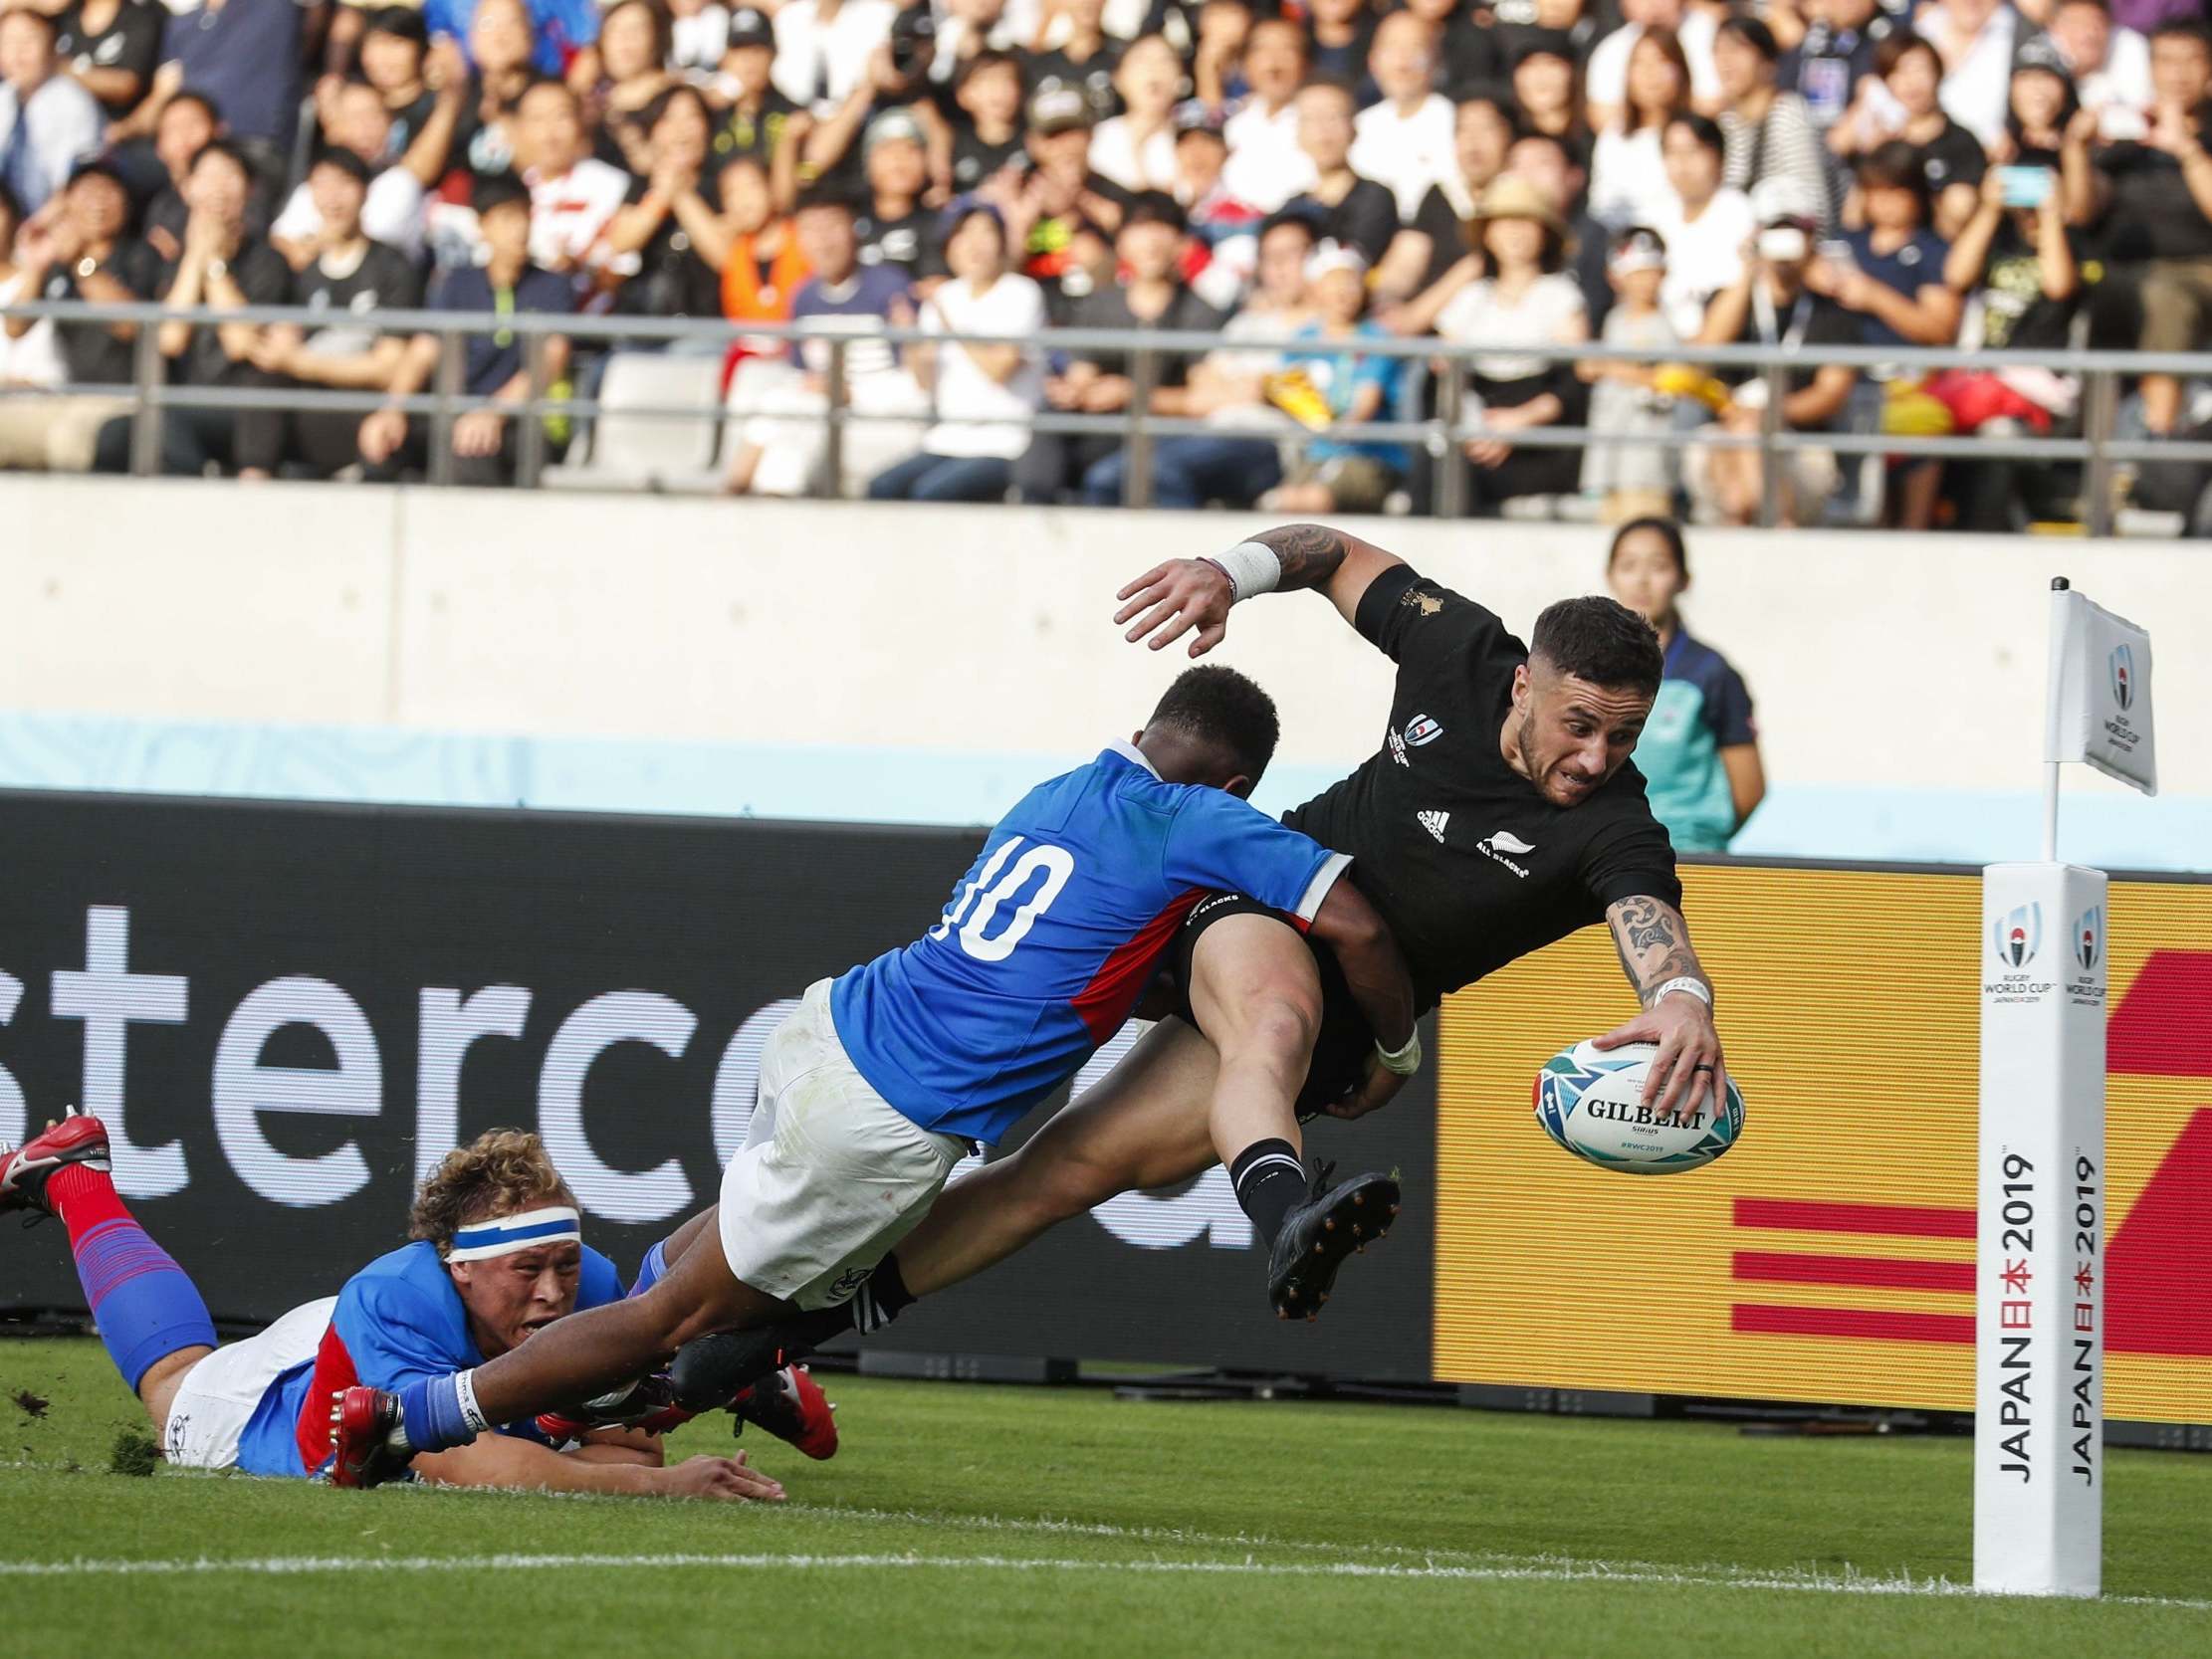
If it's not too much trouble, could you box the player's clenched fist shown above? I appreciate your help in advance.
[658,1452,785,1502]
[1115,558,1234,657]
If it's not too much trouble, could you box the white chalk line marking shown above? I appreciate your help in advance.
[0,1551,2203,1608]
[20,1472,2205,1610]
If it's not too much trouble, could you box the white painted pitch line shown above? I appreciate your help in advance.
[0,1552,2205,1610]
[378,1487,1816,1585]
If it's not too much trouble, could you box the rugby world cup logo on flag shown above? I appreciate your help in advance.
[2073,905,2102,970]
[1993,903,2043,968]
[2110,643,2135,711]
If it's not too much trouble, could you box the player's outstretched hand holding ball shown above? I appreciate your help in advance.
[1116,558,1235,657]
[1591,987,1729,1122]
[1535,1038,1747,1175]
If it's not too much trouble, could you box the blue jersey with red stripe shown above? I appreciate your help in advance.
[233,1239,624,1477]
[829,741,1349,1145]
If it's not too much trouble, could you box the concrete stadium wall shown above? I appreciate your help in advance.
[2,477,2206,861]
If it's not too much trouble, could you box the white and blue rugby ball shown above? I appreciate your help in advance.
[1533,1039,1746,1174]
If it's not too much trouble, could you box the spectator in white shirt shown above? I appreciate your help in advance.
[1221,17,1313,210]
[0,6,102,215]
[1089,33,1181,193]
[774,0,897,113]
[2049,0,2153,121]
[1434,174,1592,514]
[1650,111,1755,335]
[272,80,436,266]
[1586,0,1724,129]
[1591,25,1695,228]
[0,182,63,392]
[868,198,1044,501]
[1915,0,2017,147]
[1351,12,1454,220]
[516,79,630,273]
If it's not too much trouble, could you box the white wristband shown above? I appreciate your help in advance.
[1653,976,1712,1008]
[1376,1027,1423,1077]
[455,1369,492,1436]
[1204,540,1283,604]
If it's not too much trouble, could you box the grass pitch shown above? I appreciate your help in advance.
[3,1339,2206,1658]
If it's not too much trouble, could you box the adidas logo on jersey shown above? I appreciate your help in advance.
[1418,810,1450,843]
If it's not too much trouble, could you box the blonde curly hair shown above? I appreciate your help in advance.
[408,1130,577,1256]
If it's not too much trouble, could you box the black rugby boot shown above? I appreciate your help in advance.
[1266,1161,1402,1322]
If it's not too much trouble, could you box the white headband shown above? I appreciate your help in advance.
[444,1205,582,1263]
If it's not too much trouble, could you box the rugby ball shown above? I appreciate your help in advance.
[1532,1039,1745,1174]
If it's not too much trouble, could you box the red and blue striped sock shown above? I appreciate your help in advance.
[47,1164,217,1391]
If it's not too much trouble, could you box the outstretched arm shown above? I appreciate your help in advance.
[1114,522,1406,656]
[1590,895,1730,1122]
[409,1432,784,1501]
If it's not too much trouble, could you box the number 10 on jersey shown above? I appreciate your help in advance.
[929,836,1076,961]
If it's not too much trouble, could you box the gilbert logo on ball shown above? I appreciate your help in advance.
[1532,1039,1745,1174]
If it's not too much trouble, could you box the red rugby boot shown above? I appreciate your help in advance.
[0,1109,111,1219]
[327,1386,412,1489]
[733,1364,838,1461]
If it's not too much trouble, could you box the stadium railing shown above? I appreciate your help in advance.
[11,297,2212,532]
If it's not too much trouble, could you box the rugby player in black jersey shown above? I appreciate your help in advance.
[667,521,1732,1400]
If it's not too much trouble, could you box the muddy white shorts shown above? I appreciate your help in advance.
[718,979,968,1310]
[161,1296,337,1470]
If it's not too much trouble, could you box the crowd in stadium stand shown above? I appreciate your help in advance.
[3,0,2212,525]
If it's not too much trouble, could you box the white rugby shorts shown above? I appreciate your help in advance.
[718,979,968,1310]
[161,1296,338,1471]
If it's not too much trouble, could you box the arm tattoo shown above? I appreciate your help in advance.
[1606,896,1708,1008]
[1623,900,1676,954]
[1254,522,1349,592]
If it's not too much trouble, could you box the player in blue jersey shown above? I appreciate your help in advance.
[329,666,1420,1485]
[678,522,1737,1397]
[0,1115,806,1498]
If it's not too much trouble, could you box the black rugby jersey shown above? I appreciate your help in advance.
[1284,564,1680,1013]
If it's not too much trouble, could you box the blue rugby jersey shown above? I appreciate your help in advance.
[830,741,1350,1146]
[233,1239,625,1477]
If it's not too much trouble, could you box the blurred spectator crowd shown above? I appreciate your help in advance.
[5,0,2212,525]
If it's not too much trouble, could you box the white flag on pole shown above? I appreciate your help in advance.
[2044,591,2156,796]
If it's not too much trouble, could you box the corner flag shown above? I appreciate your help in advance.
[2045,589,2156,796]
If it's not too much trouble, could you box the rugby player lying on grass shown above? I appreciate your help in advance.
[327,666,1420,1486]
[0,1121,818,1499]
[674,521,1737,1395]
